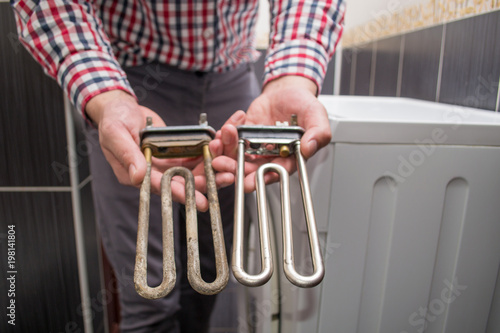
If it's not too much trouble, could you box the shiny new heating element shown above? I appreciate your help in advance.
[232,116,325,288]
[134,114,229,299]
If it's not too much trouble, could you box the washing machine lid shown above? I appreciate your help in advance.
[318,95,500,146]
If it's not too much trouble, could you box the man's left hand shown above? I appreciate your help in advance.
[210,75,332,192]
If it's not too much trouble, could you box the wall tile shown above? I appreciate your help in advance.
[321,54,336,95]
[72,108,93,184]
[353,43,374,96]
[440,11,500,111]
[80,182,105,333]
[373,36,402,97]
[0,4,70,187]
[0,192,84,332]
[253,50,266,87]
[340,48,353,95]
[401,25,443,102]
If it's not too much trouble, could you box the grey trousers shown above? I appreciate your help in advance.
[86,62,260,332]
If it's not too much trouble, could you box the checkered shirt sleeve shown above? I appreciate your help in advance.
[11,0,135,117]
[264,0,346,93]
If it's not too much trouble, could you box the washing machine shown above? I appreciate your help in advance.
[236,96,500,333]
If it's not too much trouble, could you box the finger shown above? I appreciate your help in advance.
[220,111,246,158]
[215,129,222,140]
[170,180,209,212]
[149,170,209,212]
[212,155,237,174]
[242,169,283,193]
[226,110,246,126]
[209,136,223,158]
[166,174,205,193]
[214,172,235,188]
[194,191,209,212]
[191,168,234,192]
[152,156,203,171]
[193,175,207,193]
[102,148,135,186]
[148,169,163,196]
[99,124,146,186]
[241,156,297,192]
[191,160,209,193]
[300,105,332,159]
[220,124,239,158]
[212,155,261,176]
[243,171,257,193]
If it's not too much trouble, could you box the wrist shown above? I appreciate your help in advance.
[85,89,137,125]
[262,75,318,96]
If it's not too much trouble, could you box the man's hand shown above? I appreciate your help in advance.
[85,90,211,211]
[210,75,332,192]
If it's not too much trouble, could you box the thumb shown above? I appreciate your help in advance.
[99,121,147,186]
[299,104,332,159]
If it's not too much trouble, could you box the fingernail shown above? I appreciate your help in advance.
[222,130,232,145]
[199,201,209,213]
[308,139,318,156]
[129,164,137,182]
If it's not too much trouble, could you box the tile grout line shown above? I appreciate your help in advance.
[349,48,357,95]
[496,76,500,112]
[396,35,405,98]
[64,96,93,333]
[435,24,447,103]
[78,175,93,190]
[0,186,72,192]
[333,43,343,96]
[0,174,91,191]
[369,41,377,96]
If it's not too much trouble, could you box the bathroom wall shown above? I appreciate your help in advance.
[0,3,105,333]
[340,5,500,112]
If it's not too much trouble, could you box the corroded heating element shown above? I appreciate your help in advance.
[232,117,325,288]
[134,114,229,299]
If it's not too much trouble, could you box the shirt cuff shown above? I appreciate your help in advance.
[56,50,136,119]
[263,39,329,94]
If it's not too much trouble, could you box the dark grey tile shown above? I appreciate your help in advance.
[373,36,402,97]
[401,25,443,101]
[340,48,353,95]
[0,4,70,186]
[79,182,106,333]
[440,11,500,110]
[254,49,266,87]
[353,43,374,96]
[72,108,94,184]
[321,53,336,95]
[0,192,84,332]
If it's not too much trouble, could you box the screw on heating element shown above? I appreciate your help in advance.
[134,114,229,299]
[232,115,325,288]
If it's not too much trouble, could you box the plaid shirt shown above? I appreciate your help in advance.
[12,0,345,117]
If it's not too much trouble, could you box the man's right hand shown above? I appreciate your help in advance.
[85,90,211,211]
